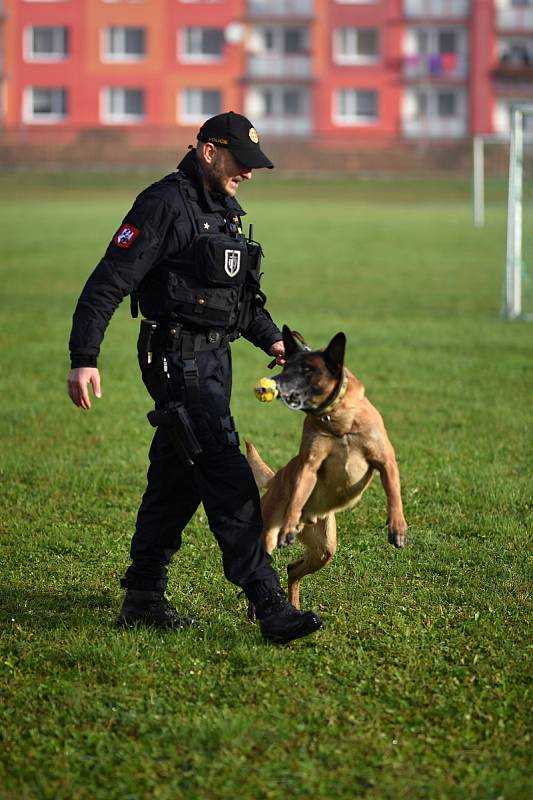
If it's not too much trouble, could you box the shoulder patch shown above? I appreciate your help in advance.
[114,224,140,248]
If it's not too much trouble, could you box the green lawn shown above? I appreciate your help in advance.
[0,173,531,800]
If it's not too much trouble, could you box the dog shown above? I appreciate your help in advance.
[246,326,407,611]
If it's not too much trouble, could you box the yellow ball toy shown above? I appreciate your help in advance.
[254,377,279,403]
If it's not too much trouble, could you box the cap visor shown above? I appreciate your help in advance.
[229,146,274,170]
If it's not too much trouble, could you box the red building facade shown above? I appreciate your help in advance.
[2,0,533,145]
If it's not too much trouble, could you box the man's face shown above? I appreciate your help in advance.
[204,147,252,197]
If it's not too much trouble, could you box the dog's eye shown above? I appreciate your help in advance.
[303,365,313,374]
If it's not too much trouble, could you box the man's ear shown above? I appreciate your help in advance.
[282,325,301,358]
[324,332,346,376]
[198,141,216,166]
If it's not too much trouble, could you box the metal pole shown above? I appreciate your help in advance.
[473,135,484,227]
[505,108,523,320]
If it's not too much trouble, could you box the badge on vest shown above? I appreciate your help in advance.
[224,249,241,277]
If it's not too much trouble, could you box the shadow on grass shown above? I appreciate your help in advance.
[0,587,117,630]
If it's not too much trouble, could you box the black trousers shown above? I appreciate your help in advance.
[121,345,279,596]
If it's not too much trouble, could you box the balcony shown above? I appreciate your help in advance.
[403,116,467,138]
[493,62,533,83]
[247,53,312,78]
[251,115,311,136]
[497,7,533,30]
[404,0,470,18]
[403,52,468,79]
[247,0,313,18]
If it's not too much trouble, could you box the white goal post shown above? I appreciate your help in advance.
[472,107,533,320]
[505,104,533,321]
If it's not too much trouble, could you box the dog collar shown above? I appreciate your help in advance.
[310,369,348,417]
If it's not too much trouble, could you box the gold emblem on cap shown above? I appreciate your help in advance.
[248,127,259,144]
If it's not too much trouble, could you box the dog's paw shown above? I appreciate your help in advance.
[277,531,296,549]
[388,520,407,548]
[277,519,302,548]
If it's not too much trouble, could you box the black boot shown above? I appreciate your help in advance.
[253,587,322,645]
[115,590,198,630]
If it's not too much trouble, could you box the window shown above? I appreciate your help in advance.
[334,89,378,124]
[101,88,145,123]
[436,90,456,116]
[438,31,457,53]
[284,28,307,54]
[334,28,379,64]
[23,87,67,122]
[25,27,68,61]
[252,25,309,55]
[103,27,146,61]
[412,87,463,118]
[181,27,224,62]
[413,27,461,56]
[180,89,222,122]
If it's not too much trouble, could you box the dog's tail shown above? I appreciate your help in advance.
[245,440,274,490]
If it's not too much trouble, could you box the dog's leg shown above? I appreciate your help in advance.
[277,460,323,548]
[287,515,337,609]
[376,453,407,548]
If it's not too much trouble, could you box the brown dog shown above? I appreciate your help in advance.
[247,327,407,610]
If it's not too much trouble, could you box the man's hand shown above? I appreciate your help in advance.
[67,367,102,410]
[268,340,286,366]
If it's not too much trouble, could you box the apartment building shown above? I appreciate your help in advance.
[2,0,533,145]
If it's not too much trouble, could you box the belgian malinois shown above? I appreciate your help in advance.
[247,327,407,610]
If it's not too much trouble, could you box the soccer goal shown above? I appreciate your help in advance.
[505,104,533,321]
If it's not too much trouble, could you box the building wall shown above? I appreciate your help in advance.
[2,0,533,144]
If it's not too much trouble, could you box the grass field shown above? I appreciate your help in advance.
[0,171,531,800]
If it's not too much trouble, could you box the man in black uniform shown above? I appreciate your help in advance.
[67,112,321,645]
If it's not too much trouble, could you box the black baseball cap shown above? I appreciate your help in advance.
[197,111,274,169]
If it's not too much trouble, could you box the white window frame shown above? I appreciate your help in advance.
[333,27,380,65]
[333,88,379,125]
[100,87,146,124]
[179,27,225,63]
[178,88,222,123]
[23,26,68,62]
[102,27,146,62]
[22,87,67,123]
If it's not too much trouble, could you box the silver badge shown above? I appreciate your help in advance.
[224,249,241,277]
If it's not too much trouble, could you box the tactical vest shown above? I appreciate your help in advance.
[138,174,264,333]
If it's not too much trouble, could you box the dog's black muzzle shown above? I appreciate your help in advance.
[274,371,313,412]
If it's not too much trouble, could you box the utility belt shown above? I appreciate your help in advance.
[137,318,234,363]
[137,318,239,466]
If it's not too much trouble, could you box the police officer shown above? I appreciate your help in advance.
[67,112,321,645]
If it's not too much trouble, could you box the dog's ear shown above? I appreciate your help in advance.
[291,331,310,351]
[324,332,346,376]
[282,325,302,358]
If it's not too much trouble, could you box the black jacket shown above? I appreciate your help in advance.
[69,149,281,368]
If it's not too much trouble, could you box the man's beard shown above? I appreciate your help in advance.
[205,151,230,196]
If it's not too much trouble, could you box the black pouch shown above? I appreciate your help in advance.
[167,273,240,328]
[194,233,248,287]
[246,240,262,284]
